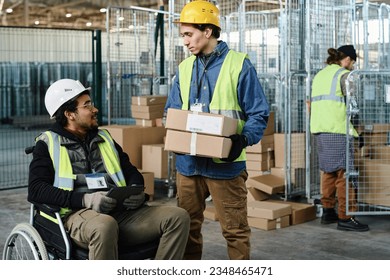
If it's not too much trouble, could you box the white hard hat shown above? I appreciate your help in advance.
[45,79,91,118]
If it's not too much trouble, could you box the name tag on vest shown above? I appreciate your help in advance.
[85,173,108,189]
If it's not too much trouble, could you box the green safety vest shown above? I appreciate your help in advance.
[310,64,358,137]
[178,49,247,162]
[37,129,126,217]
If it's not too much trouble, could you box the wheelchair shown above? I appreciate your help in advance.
[2,201,160,260]
[2,146,159,260]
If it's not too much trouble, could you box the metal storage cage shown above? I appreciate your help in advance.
[0,27,97,189]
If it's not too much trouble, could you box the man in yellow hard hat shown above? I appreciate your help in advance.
[165,0,270,259]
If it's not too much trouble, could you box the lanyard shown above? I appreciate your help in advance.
[195,57,207,103]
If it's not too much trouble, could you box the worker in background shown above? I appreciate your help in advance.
[28,78,190,259]
[310,45,369,232]
[164,0,270,259]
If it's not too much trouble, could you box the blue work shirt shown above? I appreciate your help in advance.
[165,41,269,179]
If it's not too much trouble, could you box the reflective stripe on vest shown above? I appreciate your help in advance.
[310,64,358,137]
[38,130,126,216]
[179,50,247,162]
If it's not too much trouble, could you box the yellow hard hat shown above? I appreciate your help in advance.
[178,0,220,28]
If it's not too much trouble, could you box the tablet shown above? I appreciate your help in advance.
[106,184,144,205]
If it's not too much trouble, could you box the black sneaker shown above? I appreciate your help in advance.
[321,208,338,224]
[337,217,369,232]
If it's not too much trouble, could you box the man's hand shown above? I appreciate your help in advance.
[220,134,248,162]
[123,192,145,210]
[83,191,117,213]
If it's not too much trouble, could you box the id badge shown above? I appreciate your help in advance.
[190,103,203,112]
[85,173,108,189]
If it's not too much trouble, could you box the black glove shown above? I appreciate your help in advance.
[123,191,146,210]
[221,134,248,162]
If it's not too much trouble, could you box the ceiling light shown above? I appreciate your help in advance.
[86,22,92,27]
[100,8,107,13]
[6,8,13,13]
[66,13,72,18]
[34,20,40,25]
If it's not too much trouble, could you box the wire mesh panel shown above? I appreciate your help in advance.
[346,70,390,215]
[106,5,182,124]
[0,27,95,189]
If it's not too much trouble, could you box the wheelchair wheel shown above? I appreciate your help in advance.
[2,223,48,260]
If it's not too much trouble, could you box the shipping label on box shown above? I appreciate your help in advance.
[165,108,238,137]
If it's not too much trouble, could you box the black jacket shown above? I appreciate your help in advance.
[28,123,144,209]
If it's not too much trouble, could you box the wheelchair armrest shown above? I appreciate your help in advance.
[31,201,61,214]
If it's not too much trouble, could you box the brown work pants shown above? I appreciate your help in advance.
[176,171,250,260]
[65,205,190,260]
[321,169,357,219]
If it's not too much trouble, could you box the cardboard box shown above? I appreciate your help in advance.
[269,200,317,225]
[276,215,290,228]
[140,171,155,201]
[274,133,306,168]
[246,151,274,161]
[131,103,165,113]
[164,129,232,158]
[370,146,390,162]
[246,159,274,171]
[358,159,390,207]
[246,186,270,202]
[131,110,164,120]
[131,95,167,106]
[165,108,238,137]
[247,201,292,220]
[263,111,275,136]
[204,206,219,221]
[247,174,285,195]
[101,125,166,169]
[270,167,306,187]
[247,170,269,178]
[142,144,168,179]
[362,132,388,146]
[135,119,156,127]
[363,123,390,133]
[246,135,274,153]
[247,217,276,231]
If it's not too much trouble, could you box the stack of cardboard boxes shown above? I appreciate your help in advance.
[245,176,316,230]
[164,108,237,158]
[101,124,167,201]
[356,123,390,207]
[131,95,167,127]
[246,112,275,177]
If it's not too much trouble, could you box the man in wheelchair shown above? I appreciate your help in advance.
[27,78,190,260]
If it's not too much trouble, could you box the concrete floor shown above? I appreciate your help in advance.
[1,186,390,260]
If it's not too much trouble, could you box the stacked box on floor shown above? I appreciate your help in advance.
[131,95,167,127]
[245,174,316,230]
[245,112,275,177]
